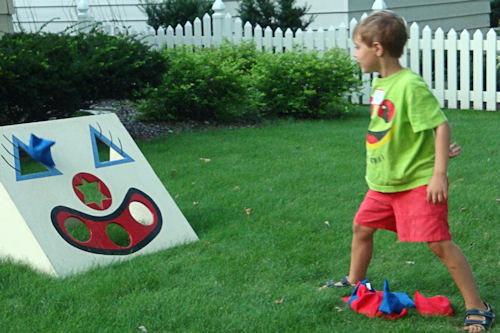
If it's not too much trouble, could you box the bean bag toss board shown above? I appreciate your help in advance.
[0,114,198,276]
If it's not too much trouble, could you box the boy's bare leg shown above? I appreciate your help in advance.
[334,222,376,286]
[428,240,489,332]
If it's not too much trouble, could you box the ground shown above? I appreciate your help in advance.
[88,99,258,140]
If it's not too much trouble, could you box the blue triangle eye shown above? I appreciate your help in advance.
[89,125,134,168]
[12,135,62,181]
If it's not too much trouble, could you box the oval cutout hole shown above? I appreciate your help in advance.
[106,223,130,248]
[129,201,154,226]
[65,217,90,242]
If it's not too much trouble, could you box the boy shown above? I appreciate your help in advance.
[329,10,495,332]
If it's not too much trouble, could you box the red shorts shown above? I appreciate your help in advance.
[354,185,451,242]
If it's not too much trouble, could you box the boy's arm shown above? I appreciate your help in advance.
[427,121,451,204]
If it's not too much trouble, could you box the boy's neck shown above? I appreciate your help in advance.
[377,58,403,78]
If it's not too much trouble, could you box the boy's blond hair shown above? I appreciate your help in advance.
[353,10,407,58]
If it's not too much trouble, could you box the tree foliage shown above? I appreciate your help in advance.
[238,0,314,32]
[491,0,500,27]
[140,0,213,32]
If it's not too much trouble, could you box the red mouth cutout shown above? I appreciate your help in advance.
[51,188,162,255]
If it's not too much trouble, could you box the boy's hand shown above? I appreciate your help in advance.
[449,142,461,158]
[427,174,448,204]
[430,122,450,204]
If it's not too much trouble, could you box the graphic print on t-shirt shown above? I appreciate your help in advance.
[367,91,396,150]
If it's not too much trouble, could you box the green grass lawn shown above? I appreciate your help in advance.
[0,108,498,332]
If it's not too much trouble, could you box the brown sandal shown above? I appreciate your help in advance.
[326,276,354,288]
[463,303,495,331]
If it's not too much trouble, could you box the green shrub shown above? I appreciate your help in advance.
[137,42,261,122]
[0,31,165,125]
[0,33,83,124]
[251,48,361,119]
[73,31,166,101]
[137,43,361,123]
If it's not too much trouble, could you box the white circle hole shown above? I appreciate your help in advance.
[128,201,154,226]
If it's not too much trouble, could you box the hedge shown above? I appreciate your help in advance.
[0,31,165,124]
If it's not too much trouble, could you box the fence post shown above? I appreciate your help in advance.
[485,29,497,111]
[434,28,445,107]
[203,13,212,46]
[422,25,432,88]
[472,30,484,110]
[337,22,347,50]
[211,0,225,45]
[77,0,94,33]
[185,21,193,47]
[305,29,314,50]
[326,26,336,49]
[193,17,202,47]
[447,29,458,109]
[264,26,273,51]
[274,27,283,53]
[233,17,242,44]
[175,24,184,46]
[409,23,420,75]
[284,28,293,51]
[243,21,252,41]
[371,0,387,11]
[459,29,471,109]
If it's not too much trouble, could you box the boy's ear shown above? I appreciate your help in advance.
[372,42,384,56]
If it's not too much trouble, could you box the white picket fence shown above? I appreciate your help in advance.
[94,10,500,111]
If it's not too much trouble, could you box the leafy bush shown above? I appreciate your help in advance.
[251,48,361,119]
[137,43,361,122]
[73,32,166,101]
[238,0,314,32]
[0,30,360,125]
[0,33,83,124]
[137,42,260,122]
[0,31,165,124]
[139,0,213,33]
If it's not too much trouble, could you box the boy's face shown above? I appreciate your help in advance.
[353,34,380,73]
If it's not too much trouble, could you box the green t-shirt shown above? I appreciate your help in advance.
[365,68,447,192]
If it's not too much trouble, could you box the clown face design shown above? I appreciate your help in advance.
[0,114,197,276]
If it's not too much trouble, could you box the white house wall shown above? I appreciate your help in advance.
[12,0,491,33]
[383,0,491,31]
[201,0,491,30]
[223,0,351,29]
[13,0,146,32]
